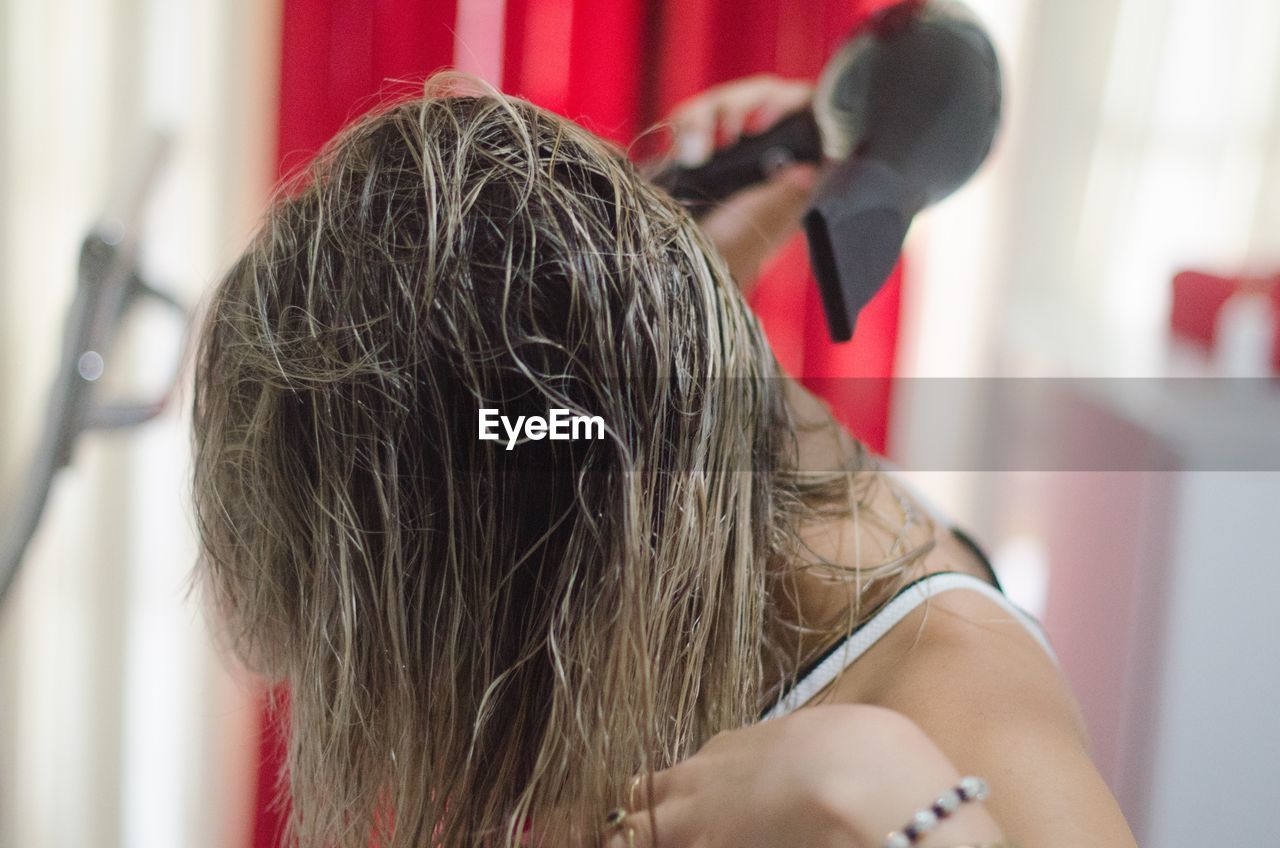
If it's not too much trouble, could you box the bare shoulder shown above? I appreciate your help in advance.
[850,587,1085,737]
[820,587,1138,847]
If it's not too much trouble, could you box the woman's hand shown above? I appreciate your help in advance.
[666,74,820,293]
[668,73,814,167]
[607,704,1005,848]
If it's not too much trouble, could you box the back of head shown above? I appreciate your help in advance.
[193,74,798,846]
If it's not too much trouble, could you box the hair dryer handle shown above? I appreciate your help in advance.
[650,110,824,215]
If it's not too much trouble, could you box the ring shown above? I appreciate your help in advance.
[603,807,628,831]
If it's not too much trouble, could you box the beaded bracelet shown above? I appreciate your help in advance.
[881,775,989,848]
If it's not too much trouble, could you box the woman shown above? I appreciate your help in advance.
[192,72,1136,847]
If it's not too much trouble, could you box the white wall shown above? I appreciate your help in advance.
[1143,473,1280,846]
[892,0,1280,840]
[0,1,280,847]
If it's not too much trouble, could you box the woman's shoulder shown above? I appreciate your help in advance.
[816,493,1076,730]
[814,565,1137,845]
[833,574,1077,720]
[777,461,1136,843]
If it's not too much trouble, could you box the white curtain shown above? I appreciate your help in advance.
[0,1,279,847]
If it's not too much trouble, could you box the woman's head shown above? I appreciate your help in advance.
[194,75,809,846]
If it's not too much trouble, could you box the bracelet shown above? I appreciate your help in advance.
[882,775,989,848]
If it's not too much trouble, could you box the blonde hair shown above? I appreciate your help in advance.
[192,73,931,847]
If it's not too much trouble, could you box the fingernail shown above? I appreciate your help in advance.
[677,131,712,167]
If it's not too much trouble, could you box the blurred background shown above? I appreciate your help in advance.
[1,1,1277,846]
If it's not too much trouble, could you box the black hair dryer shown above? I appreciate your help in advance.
[653,0,1002,341]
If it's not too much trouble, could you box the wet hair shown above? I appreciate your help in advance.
[192,72,930,847]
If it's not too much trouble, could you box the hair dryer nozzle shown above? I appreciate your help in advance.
[804,158,913,342]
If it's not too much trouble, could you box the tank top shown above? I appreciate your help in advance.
[761,467,1057,722]
[762,570,1057,721]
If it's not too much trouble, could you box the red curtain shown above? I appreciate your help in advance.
[250,1,910,844]
[276,0,459,172]
[501,0,907,450]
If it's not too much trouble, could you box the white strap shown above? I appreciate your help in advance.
[762,572,1056,722]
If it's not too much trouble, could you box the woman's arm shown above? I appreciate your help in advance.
[820,588,1139,847]
[607,703,1008,848]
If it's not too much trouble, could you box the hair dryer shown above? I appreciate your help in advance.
[652,0,1002,341]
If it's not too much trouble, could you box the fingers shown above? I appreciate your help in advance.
[669,74,814,167]
[670,98,747,167]
[626,769,671,812]
[532,772,679,848]
[601,769,680,848]
[672,101,716,167]
[667,74,819,294]
[604,803,696,848]
[605,808,651,848]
